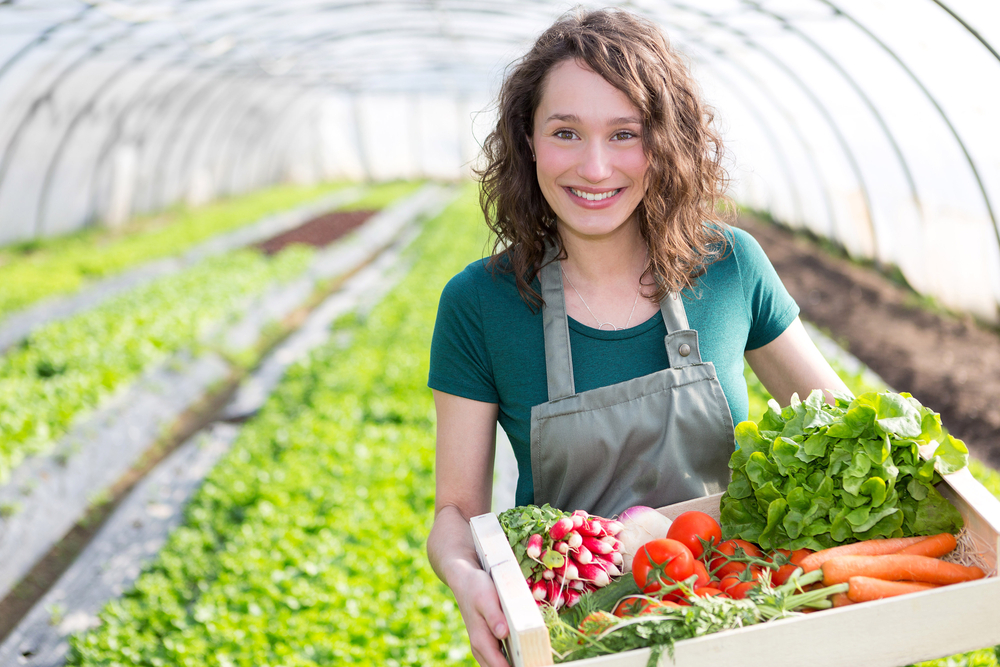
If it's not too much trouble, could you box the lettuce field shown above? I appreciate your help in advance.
[1,183,997,666]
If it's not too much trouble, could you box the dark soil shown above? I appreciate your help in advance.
[255,209,376,255]
[738,214,1000,471]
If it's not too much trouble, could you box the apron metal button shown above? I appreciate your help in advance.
[678,343,691,357]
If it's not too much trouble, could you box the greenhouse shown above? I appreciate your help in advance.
[0,1,998,666]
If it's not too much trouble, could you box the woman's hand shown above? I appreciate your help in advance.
[427,391,509,666]
[438,518,511,667]
[745,316,851,406]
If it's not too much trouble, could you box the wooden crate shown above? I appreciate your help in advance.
[470,466,1000,667]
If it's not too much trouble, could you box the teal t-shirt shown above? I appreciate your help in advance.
[429,227,799,507]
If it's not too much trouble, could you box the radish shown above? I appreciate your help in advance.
[565,589,582,608]
[541,568,555,581]
[579,519,602,537]
[531,580,548,601]
[601,519,625,536]
[549,517,574,541]
[554,540,569,555]
[566,531,583,549]
[577,562,611,587]
[560,560,579,581]
[574,545,593,565]
[526,533,543,560]
[582,536,613,555]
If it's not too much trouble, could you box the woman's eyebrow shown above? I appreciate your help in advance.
[544,113,642,125]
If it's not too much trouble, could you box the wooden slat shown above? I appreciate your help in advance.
[471,513,515,572]
[492,559,555,667]
[470,513,554,667]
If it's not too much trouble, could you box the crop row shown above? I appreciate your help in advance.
[0,181,419,482]
[60,182,1000,666]
[66,186,484,666]
[0,182,356,321]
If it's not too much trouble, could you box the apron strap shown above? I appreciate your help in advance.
[540,244,577,401]
[661,292,703,368]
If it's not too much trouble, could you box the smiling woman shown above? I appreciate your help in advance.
[425,8,848,667]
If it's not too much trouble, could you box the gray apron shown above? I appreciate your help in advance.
[529,248,734,518]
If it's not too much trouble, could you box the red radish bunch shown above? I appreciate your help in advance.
[514,509,625,610]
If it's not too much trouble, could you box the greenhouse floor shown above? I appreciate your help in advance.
[741,215,1000,472]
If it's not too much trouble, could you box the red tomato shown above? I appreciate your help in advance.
[709,539,763,579]
[631,539,695,594]
[691,586,726,598]
[614,597,680,617]
[726,580,759,599]
[666,511,722,559]
[691,559,710,588]
[767,548,814,586]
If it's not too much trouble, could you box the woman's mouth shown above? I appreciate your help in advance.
[568,187,622,202]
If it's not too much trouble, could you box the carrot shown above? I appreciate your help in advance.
[894,533,957,558]
[830,592,855,607]
[799,536,927,572]
[847,576,940,602]
[822,554,986,586]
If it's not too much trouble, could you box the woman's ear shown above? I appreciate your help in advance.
[527,136,535,161]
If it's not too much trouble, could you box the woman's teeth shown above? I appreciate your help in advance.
[570,188,620,201]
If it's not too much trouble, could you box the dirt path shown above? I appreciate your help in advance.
[739,215,1000,470]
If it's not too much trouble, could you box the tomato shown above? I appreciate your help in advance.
[691,559,710,588]
[631,539,695,594]
[691,586,726,598]
[579,611,618,636]
[726,580,759,599]
[613,597,679,618]
[709,539,763,579]
[767,548,814,586]
[666,511,722,559]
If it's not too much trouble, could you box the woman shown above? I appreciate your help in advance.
[427,8,848,666]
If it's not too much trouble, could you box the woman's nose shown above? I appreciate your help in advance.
[576,141,613,183]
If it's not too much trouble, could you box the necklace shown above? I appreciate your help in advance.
[561,265,642,331]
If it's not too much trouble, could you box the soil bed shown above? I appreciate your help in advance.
[739,214,1000,470]
[254,209,376,255]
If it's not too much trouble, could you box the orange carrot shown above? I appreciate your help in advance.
[894,533,957,558]
[830,592,855,607]
[799,536,928,572]
[847,576,940,602]
[822,554,985,586]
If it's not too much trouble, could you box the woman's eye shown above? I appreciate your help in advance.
[613,130,638,141]
[554,129,576,140]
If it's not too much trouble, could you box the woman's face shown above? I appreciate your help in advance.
[531,59,649,242]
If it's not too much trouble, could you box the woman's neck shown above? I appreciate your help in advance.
[556,219,658,329]
[557,219,648,285]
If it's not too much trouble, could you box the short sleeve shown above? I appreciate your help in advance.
[731,228,800,351]
[428,264,500,403]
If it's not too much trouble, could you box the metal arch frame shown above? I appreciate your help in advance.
[34,2,344,232]
[0,16,139,230]
[659,2,880,258]
[33,40,181,235]
[0,5,93,85]
[696,50,811,228]
[82,4,320,224]
[743,0,926,227]
[816,0,1000,260]
[929,0,1000,64]
[698,43,841,239]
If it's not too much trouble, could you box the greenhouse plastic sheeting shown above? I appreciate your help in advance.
[0,0,998,321]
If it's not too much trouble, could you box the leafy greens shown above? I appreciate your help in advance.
[720,389,968,551]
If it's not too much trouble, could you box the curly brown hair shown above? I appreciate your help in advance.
[477,7,732,308]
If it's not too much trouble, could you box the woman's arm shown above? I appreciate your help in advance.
[744,317,850,407]
[426,390,510,667]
